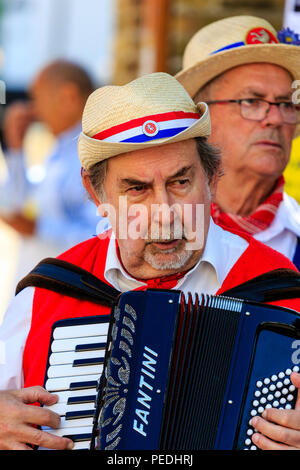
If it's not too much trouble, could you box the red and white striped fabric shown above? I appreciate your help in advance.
[211,176,285,235]
[91,111,200,143]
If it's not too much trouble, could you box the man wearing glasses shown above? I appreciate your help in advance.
[177,15,300,269]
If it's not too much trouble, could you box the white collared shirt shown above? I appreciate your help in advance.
[254,193,300,261]
[0,219,248,390]
[105,219,248,295]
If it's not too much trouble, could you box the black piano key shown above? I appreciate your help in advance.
[66,409,96,420]
[64,433,92,442]
[75,342,106,352]
[73,357,104,367]
[67,395,96,405]
[67,395,97,405]
[69,380,98,390]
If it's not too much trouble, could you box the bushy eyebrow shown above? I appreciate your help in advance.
[118,165,194,188]
[236,87,292,101]
[170,165,194,179]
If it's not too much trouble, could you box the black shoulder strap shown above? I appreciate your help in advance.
[16,260,300,306]
[221,268,300,303]
[16,257,121,307]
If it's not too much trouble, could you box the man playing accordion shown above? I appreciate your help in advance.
[0,72,300,450]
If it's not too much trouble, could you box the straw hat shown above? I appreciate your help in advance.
[176,16,300,98]
[78,72,210,170]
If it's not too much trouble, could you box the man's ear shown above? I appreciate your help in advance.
[81,168,101,206]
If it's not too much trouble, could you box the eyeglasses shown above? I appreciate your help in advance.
[206,98,300,124]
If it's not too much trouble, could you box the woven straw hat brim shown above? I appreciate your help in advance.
[176,43,300,99]
[78,102,210,170]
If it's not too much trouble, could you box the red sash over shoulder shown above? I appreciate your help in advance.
[22,230,300,388]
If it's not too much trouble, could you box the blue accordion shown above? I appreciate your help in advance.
[94,289,300,450]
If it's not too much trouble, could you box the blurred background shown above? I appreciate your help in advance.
[0,0,299,319]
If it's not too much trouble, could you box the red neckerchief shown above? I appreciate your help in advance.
[211,175,284,236]
[115,240,188,289]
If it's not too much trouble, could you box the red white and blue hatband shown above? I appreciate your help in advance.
[78,73,211,171]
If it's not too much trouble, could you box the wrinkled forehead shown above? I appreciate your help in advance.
[103,139,204,187]
[201,63,294,99]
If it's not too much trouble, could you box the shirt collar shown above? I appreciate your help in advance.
[104,218,223,292]
[255,192,300,241]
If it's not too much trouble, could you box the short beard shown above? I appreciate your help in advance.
[143,241,194,271]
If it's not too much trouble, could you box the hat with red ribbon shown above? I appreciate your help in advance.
[78,72,211,170]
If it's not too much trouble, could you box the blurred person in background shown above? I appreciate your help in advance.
[0,60,101,286]
[177,16,300,271]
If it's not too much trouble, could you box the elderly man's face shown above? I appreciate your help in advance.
[98,139,214,280]
[205,63,296,181]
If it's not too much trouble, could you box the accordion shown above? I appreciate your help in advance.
[42,289,300,450]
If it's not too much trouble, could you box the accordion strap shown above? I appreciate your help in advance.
[16,259,300,306]
[221,268,300,303]
[15,257,121,307]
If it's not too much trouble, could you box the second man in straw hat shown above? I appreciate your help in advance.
[177,15,300,270]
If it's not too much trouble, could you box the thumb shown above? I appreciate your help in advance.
[14,386,58,406]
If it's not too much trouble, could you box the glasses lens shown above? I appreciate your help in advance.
[279,102,300,124]
[240,99,267,121]
[240,99,300,124]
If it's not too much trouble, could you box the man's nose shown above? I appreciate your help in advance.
[261,103,284,127]
[151,189,176,225]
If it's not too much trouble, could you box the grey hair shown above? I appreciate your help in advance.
[194,136,222,183]
[86,159,108,201]
[86,137,222,199]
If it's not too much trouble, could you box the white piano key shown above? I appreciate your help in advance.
[51,336,107,353]
[43,416,94,430]
[49,349,105,366]
[53,323,109,340]
[45,374,100,391]
[72,441,92,450]
[45,425,92,438]
[44,402,95,416]
[54,388,97,403]
[47,363,103,378]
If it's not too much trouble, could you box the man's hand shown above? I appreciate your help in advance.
[3,101,36,151]
[0,386,74,450]
[251,372,300,450]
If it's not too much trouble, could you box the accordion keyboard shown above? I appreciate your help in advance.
[243,366,299,450]
[42,317,110,450]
